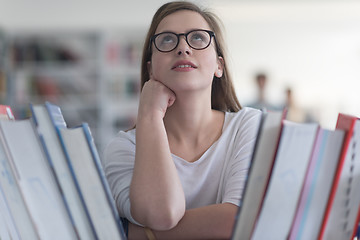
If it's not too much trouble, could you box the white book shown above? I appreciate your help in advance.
[320,115,360,240]
[251,121,318,240]
[232,110,284,240]
[288,128,345,240]
[31,102,96,240]
[0,186,18,240]
[0,140,39,240]
[58,123,126,240]
[0,107,38,240]
[0,119,78,240]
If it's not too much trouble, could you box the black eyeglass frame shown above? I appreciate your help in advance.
[150,29,216,53]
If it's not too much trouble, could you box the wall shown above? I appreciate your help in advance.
[214,1,360,128]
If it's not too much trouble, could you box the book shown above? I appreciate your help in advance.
[231,110,285,240]
[288,127,345,240]
[0,138,39,240]
[318,113,360,240]
[0,104,38,240]
[31,102,96,240]
[0,119,78,240]
[0,202,12,240]
[57,122,126,240]
[251,120,318,240]
[0,105,15,120]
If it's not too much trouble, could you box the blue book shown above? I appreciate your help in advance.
[57,122,126,240]
[31,102,96,240]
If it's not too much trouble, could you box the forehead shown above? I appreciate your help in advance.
[155,10,211,34]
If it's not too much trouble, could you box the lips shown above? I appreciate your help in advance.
[172,61,197,70]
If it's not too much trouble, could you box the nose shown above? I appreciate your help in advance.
[176,36,191,55]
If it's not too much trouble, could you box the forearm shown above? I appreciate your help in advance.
[130,114,185,230]
[129,203,238,240]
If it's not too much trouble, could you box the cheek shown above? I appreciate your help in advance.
[149,54,164,79]
[202,54,219,74]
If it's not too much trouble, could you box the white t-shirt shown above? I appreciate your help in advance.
[103,107,261,224]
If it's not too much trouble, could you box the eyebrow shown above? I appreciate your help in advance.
[154,28,211,35]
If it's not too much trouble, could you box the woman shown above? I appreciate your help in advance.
[103,1,261,239]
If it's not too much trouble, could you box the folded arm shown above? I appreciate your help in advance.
[129,202,238,240]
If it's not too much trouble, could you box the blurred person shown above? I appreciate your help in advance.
[284,87,314,123]
[247,72,279,111]
[102,1,262,239]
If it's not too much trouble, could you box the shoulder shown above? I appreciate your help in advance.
[220,107,262,146]
[224,107,262,128]
[107,128,136,147]
[103,129,136,160]
[227,106,262,118]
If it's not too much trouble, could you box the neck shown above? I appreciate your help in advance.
[163,91,225,162]
[165,93,212,136]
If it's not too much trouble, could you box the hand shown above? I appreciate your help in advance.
[137,79,176,120]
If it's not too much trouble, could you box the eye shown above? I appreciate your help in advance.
[189,31,207,42]
[188,31,210,48]
[157,33,177,45]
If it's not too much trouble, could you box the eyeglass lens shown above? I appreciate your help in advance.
[154,30,211,52]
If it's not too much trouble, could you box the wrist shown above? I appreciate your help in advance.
[137,109,165,123]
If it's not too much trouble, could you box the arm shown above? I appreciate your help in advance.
[128,203,238,240]
[130,79,186,230]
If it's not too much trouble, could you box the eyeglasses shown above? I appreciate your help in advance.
[150,29,216,53]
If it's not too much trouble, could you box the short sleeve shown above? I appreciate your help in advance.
[222,108,262,206]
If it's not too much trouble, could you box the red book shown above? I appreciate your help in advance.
[0,105,15,120]
[318,113,360,240]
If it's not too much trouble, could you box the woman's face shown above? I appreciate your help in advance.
[148,10,223,94]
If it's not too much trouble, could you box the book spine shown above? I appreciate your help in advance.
[351,204,360,239]
[318,117,355,239]
[55,126,98,239]
[289,128,322,239]
[250,118,284,237]
[45,101,67,129]
[82,123,126,239]
[37,132,80,239]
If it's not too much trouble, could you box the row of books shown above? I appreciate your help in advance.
[1,101,360,240]
[231,110,360,240]
[0,103,126,239]
[105,40,142,66]
[10,40,79,65]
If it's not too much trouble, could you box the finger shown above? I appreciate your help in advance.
[168,92,176,108]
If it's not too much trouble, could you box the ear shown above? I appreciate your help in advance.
[215,56,224,78]
[147,61,153,77]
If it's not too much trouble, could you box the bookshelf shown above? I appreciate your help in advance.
[0,28,7,104]
[97,30,143,150]
[1,29,144,151]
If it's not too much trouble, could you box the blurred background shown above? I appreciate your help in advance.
[0,0,359,151]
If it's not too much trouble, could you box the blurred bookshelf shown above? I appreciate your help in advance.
[0,29,7,104]
[0,29,144,151]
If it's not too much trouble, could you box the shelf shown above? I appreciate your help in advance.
[3,29,144,150]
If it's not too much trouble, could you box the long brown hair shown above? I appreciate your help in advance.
[141,1,241,112]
